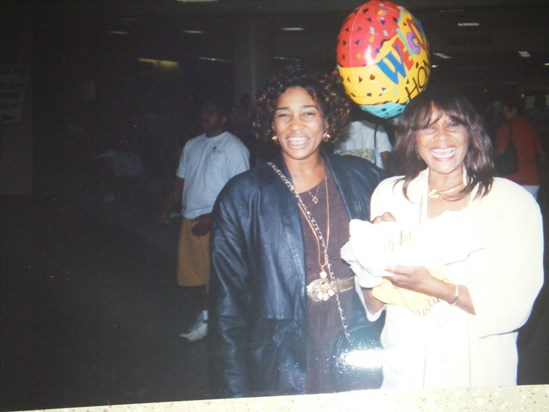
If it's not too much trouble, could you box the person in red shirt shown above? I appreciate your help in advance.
[495,95,544,198]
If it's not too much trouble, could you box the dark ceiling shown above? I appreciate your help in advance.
[24,0,549,118]
[45,0,549,92]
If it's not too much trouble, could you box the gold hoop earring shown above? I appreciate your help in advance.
[323,131,331,142]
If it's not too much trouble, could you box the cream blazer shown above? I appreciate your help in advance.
[367,170,544,389]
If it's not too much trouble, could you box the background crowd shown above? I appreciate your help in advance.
[2,65,548,409]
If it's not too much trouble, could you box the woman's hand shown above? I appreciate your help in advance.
[383,265,435,295]
[385,265,476,314]
[371,211,396,224]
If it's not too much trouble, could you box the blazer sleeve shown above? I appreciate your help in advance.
[469,182,544,338]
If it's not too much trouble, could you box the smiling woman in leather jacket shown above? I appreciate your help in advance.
[208,65,386,397]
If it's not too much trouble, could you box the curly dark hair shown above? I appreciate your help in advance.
[252,64,351,143]
[392,90,495,199]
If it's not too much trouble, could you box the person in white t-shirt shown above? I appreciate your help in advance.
[335,116,392,169]
[161,98,250,342]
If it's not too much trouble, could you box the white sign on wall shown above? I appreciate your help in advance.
[0,64,31,124]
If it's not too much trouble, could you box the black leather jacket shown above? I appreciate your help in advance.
[209,151,386,398]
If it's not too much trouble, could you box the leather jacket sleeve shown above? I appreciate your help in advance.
[209,175,254,397]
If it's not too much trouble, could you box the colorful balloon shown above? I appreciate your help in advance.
[336,1,431,118]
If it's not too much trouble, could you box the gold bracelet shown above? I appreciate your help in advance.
[449,283,460,306]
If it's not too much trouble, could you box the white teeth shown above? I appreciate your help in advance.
[288,136,308,145]
[431,148,455,157]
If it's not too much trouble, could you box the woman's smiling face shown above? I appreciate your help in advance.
[272,86,328,164]
[416,109,469,177]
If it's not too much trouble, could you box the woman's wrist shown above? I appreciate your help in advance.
[447,283,460,305]
[427,268,461,306]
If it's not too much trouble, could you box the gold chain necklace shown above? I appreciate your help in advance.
[298,175,331,294]
[428,167,467,199]
[268,161,353,342]
[269,163,333,290]
[428,182,464,199]
[307,180,322,204]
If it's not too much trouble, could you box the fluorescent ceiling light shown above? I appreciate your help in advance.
[438,9,464,13]
[433,52,452,59]
[274,56,301,62]
[518,51,531,58]
[108,30,128,35]
[138,58,180,70]
[182,30,205,34]
[431,64,439,68]
[176,0,218,2]
[198,57,232,63]
[281,27,305,32]
[457,22,480,27]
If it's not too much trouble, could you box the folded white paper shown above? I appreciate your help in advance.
[341,218,484,289]
[341,220,420,287]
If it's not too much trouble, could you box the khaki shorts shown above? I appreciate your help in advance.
[177,218,211,286]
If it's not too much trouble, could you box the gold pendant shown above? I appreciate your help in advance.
[306,278,336,302]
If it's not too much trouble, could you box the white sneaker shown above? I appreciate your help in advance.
[184,321,208,342]
[179,313,203,338]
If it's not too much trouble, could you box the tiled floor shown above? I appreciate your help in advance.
[1,175,548,411]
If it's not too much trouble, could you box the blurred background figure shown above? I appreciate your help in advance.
[230,93,253,143]
[160,97,250,343]
[231,92,279,165]
[96,133,145,204]
[528,92,549,157]
[495,94,545,198]
[334,107,393,170]
[230,92,258,166]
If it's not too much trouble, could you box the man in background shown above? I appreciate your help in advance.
[160,98,250,342]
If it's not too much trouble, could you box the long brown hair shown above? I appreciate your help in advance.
[392,91,495,199]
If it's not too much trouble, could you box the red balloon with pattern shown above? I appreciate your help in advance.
[337,1,431,118]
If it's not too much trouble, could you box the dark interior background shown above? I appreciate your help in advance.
[2,1,549,411]
[28,0,549,167]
